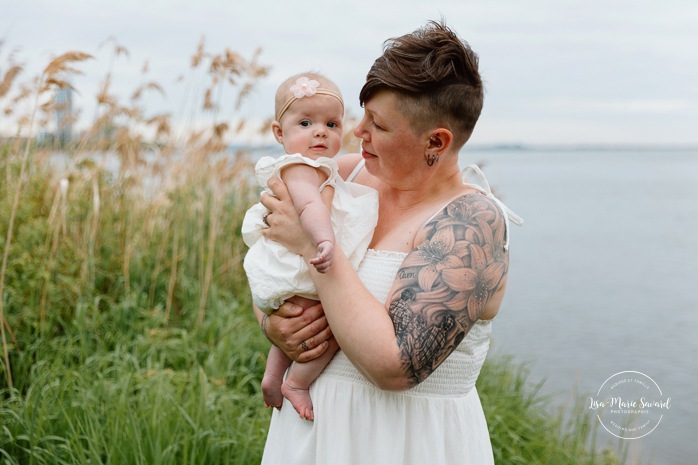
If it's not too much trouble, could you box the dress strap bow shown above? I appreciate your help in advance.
[461,164,524,250]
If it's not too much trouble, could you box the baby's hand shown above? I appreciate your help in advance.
[309,240,334,273]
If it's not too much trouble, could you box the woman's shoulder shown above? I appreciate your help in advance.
[336,153,363,180]
[413,189,507,248]
[433,190,506,230]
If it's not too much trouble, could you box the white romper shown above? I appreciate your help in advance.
[242,154,379,312]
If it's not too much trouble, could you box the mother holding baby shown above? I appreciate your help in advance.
[255,20,522,465]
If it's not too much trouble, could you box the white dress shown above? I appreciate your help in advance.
[262,249,495,465]
[242,154,379,312]
[261,162,522,464]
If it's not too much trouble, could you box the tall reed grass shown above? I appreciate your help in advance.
[0,39,633,464]
[1,38,270,463]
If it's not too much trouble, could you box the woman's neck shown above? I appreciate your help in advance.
[367,166,466,252]
[380,166,463,208]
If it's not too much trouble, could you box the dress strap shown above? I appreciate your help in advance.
[346,159,365,182]
[461,164,524,250]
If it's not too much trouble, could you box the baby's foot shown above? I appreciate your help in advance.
[281,381,314,421]
[261,371,284,410]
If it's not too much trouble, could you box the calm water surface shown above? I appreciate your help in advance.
[459,148,698,465]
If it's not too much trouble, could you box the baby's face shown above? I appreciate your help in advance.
[278,94,343,159]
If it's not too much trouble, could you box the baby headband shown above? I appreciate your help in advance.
[276,76,344,121]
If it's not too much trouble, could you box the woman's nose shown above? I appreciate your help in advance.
[353,119,367,140]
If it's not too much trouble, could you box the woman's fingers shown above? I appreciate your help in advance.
[260,178,289,211]
[294,314,331,345]
[260,177,307,248]
[266,177,289,200]
[290,317,332,362]
[273,302,303,319]
[266,301,331,362]
[259,191,278,212]
[296,338,329,363]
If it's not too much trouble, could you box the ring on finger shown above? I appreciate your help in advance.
[262,212,270,226]
[301,341,309,352]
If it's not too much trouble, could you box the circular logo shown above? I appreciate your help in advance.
[589,371,671,439]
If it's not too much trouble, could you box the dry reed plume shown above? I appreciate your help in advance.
[1,49,93,390]
[0,37,270,391]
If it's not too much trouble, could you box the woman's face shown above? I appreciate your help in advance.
[353,90,427,183]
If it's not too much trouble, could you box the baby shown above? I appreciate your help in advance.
[242,73,378,420]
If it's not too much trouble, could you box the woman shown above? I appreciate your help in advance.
[256,20,522,464]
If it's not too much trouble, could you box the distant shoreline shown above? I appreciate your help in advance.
[5,136,697,155]
[231,142,698,154]
[463,143,698,153]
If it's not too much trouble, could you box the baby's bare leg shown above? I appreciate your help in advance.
[262,345,292,409]
[261,296,320,408]
[282,337,339,421]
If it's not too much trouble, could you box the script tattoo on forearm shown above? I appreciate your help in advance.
[388,194,508,386]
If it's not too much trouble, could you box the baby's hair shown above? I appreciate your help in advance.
[274,72,344,122]
[359,20,484,149]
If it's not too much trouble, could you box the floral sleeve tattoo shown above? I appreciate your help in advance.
[389,194,508,386]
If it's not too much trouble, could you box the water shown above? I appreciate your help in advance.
[459,147,698,465]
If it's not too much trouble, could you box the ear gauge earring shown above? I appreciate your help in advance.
[425,136,441,166]
[425,152,439,166]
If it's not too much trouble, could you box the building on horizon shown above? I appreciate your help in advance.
[55,86,73,144]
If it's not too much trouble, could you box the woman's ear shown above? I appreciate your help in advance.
[271,121,283,144]
[428,129,453,152]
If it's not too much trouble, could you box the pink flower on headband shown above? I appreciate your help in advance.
[290,77,320,98]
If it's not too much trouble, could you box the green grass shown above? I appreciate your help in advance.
[1,141,267,464]
[0,297,270,464]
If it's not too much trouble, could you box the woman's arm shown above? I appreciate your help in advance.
[382,193,509,386]
[263,179,509,390]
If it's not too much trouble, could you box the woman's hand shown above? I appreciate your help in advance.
[262,300,333,363]
[260,178,325,258]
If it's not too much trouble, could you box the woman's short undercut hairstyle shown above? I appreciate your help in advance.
[359,20,484,149]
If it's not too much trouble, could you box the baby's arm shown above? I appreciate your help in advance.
[280,164,335,272]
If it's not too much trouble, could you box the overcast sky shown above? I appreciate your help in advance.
[4,0,698,146]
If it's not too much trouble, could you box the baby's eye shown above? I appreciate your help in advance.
[300,120,311,127]
[327,122,338,128]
